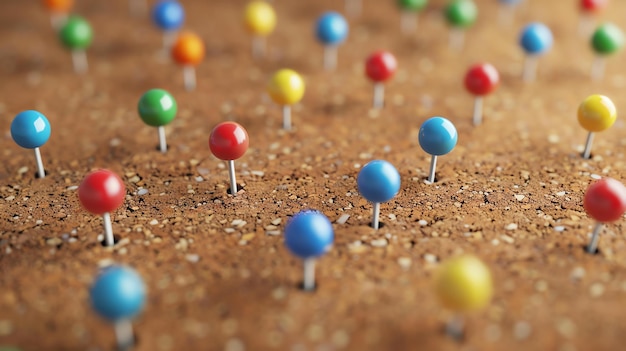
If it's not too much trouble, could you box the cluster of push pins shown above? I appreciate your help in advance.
[7,0,626,348]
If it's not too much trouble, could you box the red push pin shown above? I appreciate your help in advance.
[464,63,500,126]
[583,177,626,254]
[365,50,398,109]
[209,122,249,196]
[579,0,609,36]
[78,170,126,247]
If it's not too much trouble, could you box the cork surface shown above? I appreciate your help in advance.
[1,0,626,350]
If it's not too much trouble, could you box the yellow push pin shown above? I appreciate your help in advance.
[577,94,616,159]
[434,255,493,340]
[244,0,276,59]
[267,69,305,130]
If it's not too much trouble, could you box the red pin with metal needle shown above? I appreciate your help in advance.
[583,177,626,254]
[209,122,249,196]
[464,63,500,126]
[365,50,397,109]
[78,169,126,246]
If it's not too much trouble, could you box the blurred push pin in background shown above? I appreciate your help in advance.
[579,0,609,36]
[59,16,93,74]
[497,0,522,26]
[171,31,205,91]
[590,23,624,81]
[444,0,477,51]
[267,69,305,130]
[396,0,428,34]
[464,62,500,126]
[365,50,398,109]
[42,0,73,30]
[78,170,126,247]
[90,265,146,351]
[357,160,401,230]
[577,94,616,159]
[315,12,349,71]
[209,122,249,196]
[284,210,334,291]
[244,0,276,59]
[419,117,458,183]
[138,89,178,153]
[11,110,51,179]
[152,0,185,54]
[583,177,626,254]
[519,22,553,82]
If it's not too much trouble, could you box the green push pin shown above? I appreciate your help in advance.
[59,16,93,74]
[444,0,477,51]
[590,23,624,81]
[397,0,428,34]
[138,89,178,153]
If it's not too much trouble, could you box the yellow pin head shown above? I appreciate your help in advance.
[244,1,276,36]
[578,94,617,133]
[267,69,305,105]
[434,255,493,312]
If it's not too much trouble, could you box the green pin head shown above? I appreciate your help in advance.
[138,89,178,127]
[592,23,625,55]
[397,0,428,12]
[59,16,93,50]
[445,0,477,28]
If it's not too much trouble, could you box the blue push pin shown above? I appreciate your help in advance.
[357,160,401,230]
[90,265,146,351]
[315,12,348,71]
[11,110,51,179]
[418,117,458,183]
[519,22,553,82]
[152,0,185,53]
[284,210,334,291]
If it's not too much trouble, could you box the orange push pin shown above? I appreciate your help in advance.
[43,0,73,30]
[171,31,205,91]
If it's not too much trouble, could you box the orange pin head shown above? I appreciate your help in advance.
[43,0,74,13]
[171,32,205,66]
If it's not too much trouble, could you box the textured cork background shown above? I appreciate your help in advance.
[1,0,626,350]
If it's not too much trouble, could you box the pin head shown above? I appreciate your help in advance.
[357,160,401,204]
[59,16,93,50]
[419,117,458,156]
[315,12,348,45]
[267,69,305,106]
[138,89,177,127]
[444,0,477,28]
[244,1,276,36]
[171,31,205,66]
[43,0,73,13]
[519,22,553,55]
[464,63,499,96]
[434,255,493,312]
[397,0,428,11]
[11,110,51,149]
[78,170,126,215]
[581,0,609,12]
[365,51,398,83]
[584,178,626,223]
[591,23,624,55]
[284,210,334,259]
[90,265,146,322]
[209,122,249,161]
[152,0,185,31]
[577,94,616,133]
